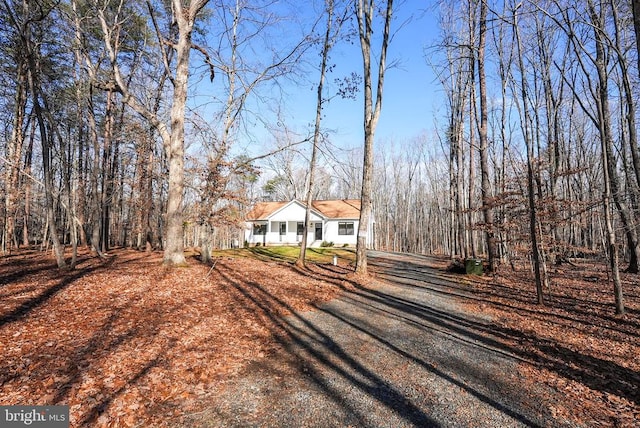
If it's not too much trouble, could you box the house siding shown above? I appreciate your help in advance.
[324,220,358,246]
[246,220,359,247]
[244,199,372,247]
[261,220,330,246]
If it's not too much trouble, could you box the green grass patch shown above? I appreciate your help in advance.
[212,246,355,264]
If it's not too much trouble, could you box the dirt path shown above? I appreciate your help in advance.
[181,251,578,427]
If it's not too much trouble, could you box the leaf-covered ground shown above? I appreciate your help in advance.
[447,258,640,427]
[0,248,355,427]
[0,248,638,427]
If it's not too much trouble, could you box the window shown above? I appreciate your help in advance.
[297,222,304,235]
[338,222,354,235]
[253,224,266,235]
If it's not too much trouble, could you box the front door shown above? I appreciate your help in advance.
[279,222,286,241]
[314,223,323,241]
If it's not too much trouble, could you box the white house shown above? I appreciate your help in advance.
[244,199,374,247]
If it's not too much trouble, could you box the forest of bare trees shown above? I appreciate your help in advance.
[424,0,640,314]
[1,0,640,313]
[0,0,315,266]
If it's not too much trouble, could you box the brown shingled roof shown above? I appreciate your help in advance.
[245,199,361,220]
[312,199,361,219]
[245,201,288,220]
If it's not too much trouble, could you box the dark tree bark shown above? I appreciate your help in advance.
[588,1,624,314]
[21,125,35,247]
[87,85,105,257]
[632,0,640,78]
[23,22,66,267]
[612,0,640,273]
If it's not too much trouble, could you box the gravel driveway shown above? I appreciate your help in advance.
[182,251,577,428]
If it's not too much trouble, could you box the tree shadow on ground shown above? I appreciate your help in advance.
[369,258,640,337]
[295,253,638,419]
[216,265,442,427]
[0,256,111,327]
[0,250,96,289]
[0,251,171,427]
[216,260,547,427]
[360,253,640,407]
[247,247,295,262]
[49,301,169,426]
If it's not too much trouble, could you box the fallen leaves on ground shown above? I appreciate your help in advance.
[444,258,640,427]
[0,248,352,427]
[2,248,638,427]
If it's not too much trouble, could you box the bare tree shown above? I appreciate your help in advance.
[1,2,27,255]
[17,1,66,267]
[632,0,640,77]
[587,0,624,314]
[355,0,394,275]
[298,0,345,267]
[98,0,210,266]
[512,2,546,304]
[430,0,473,259]
[611,0,640,272]
[476,0,498,271]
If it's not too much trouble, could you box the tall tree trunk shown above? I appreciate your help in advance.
[24,34,66,267]
[98,0,210,265]
[101,89,115,253]
[61,118,78,268]
[456,111,466,258]
[494,9,512,266]
[71,0,88,248]
[355,0,394,275]
[87,85,105,257]
[536,12,563,265]
[443,46,468,259]
[612,0,640,272]
[3,31,28,254]
[145,139,155,251]
[514,5,545,304]
[632,0,640,78]
[467,1,478,260]
[298,0,335,268]
[477,0,497,271]
[589,0,624,314]
[75,98,87,247]
[163,0,210,265]
[163,3,195,266]
[22,126,35,247]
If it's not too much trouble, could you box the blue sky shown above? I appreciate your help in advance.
[188,1,444,157]
[281,2,443,149]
